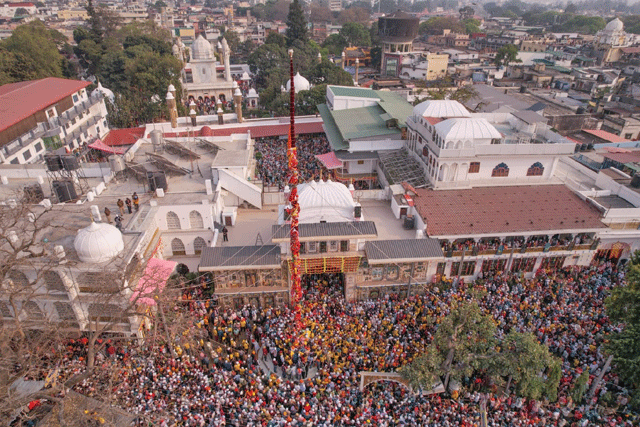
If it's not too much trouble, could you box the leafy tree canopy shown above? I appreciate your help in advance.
[419,16,465,35]
[606,251,640,408]
[286,0,308,46]
[0,20,70,85]
[495,44,521,67]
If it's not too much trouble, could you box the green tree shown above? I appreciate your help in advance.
[339,22,371,47]
[286,0,308,46]
[572,369,590,404]
[402,301,560,402]
[496,331,561,401]
[419,16,465,35]
[494,44,520,67]
[0,20,68,83]
[565,2,578,13]
[401,301,497,390]
[606,251,640,407]
[14,7,29,17]
[622,15,640,34]
[459,5,475,20]
[463,18,481,34]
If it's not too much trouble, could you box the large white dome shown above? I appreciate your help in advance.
[285,72,311,93]
[605,18,624,32]
[298,179,355,223]
[191,34,214,60]
[413,100,470,118]
[74,221,124,263]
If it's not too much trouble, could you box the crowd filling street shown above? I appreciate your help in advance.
[254,134,333,190]
[19,262,639,426]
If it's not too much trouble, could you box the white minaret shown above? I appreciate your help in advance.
[222,38,232,82]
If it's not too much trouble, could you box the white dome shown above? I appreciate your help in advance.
[413,100,470,118]
[74,221,124,263]
[298,179,355,223]
[285,72,311,93]
[605,18,623,32]
[241,71,250,80]
[92,82,114,103]
[191,35,214,60]
[435,117,502,141]
[247,88,258,97]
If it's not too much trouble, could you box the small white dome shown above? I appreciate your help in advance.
[298,179,355,223]
[191,34,214,60]
[241,71,250,81]
[74,221,124,263]
[413,100,470,118]
[92,82,115,103]
[285,72,311,93]
[247,88,258,97]
[605,17,624,32]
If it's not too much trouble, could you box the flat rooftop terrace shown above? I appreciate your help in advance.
[215,199,417,248]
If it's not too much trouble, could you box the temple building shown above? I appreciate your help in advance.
[593,18,630,64]
[175,35,235,104]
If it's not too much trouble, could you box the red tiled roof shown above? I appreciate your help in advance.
[163,121,324,139]
[583,129,629,143]
[602,151,640,164]
[425,117,443,125]
[102,127,145,146]
[8,2,35,6]
[414,185,605,237]
[0,78,91,134]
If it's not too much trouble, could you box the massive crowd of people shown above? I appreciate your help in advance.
[18,262,638,426]
[254,134,333,190]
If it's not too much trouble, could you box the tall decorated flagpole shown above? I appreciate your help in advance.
[287,49,302,324]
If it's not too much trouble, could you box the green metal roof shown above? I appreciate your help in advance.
[332,104,400,141]
[575,56,595,62]
[329,86,381,99]
[549,65,572,73]
[317,103,348,151]
[375,90,414,128]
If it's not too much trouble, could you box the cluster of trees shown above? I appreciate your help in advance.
[606,251,640,409]
[622,16,640,35]
[401,300,562,402]
[73,0,183,128]
[419,16,481,36]
[0,20,76,85]
[248,0,354,117]
[321,23,373,55]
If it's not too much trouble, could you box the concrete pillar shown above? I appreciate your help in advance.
[233,88,243,123]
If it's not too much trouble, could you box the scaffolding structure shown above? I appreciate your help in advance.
[378,148,429,189]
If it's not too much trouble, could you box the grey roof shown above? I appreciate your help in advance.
[199,245,281,269]
[512,110,549,125]
[272,221,378,240]
[464,85,532,112]
[526,101,547,112]
[334,151,379,160]
[365,239,444,262]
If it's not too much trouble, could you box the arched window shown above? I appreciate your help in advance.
[0,302,11,318]
[194,237,207,255]
[492,162,509,177]
[44,270,66,293]
[189,210,204,229]
[422,146,429,156]
[527,162,544,176]
[8,270,28,287]
[171,238,186,255]
[23,301,44,319]
[54,302,75,321]
[166,211,180,229]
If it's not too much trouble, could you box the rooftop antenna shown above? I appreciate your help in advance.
[287,48,302,326]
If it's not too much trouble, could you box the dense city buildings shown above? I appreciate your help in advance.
[2,1,640,425]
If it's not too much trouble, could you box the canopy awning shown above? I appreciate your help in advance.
[131,258,177,306]
[89,139,127,155]
[315,151,343,170]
